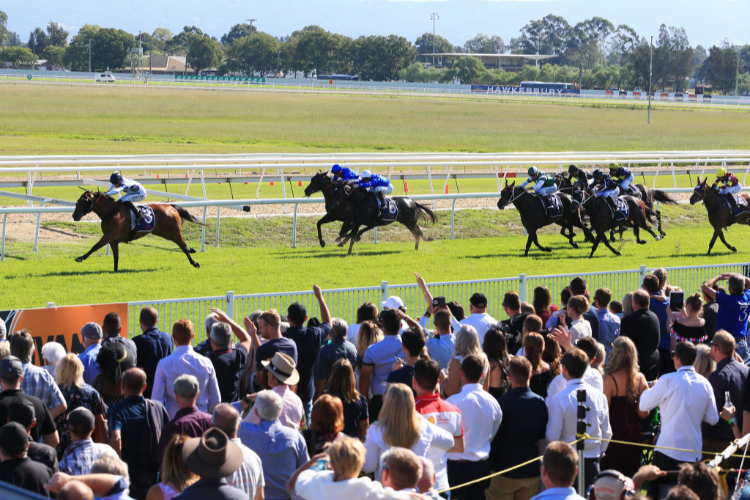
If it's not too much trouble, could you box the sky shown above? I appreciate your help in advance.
[3,0,748,49]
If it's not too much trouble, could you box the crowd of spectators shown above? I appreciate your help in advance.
[0,269,748,500]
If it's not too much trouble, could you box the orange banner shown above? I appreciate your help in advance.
[1,304,129,366]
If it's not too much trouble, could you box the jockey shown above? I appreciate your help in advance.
[330,164,360,185]
[358,170,393,210]
[106,171,147,223]
[567,164,592,190]
[715,167,742,212]
[592,168,619,214]
[608,162,636,197]
[521,166,558,209]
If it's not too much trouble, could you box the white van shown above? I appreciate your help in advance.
[95,72,116,83]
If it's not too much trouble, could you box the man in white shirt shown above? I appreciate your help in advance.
[547,337,604,398]
[151,319,221,419]
[546,348,611,492]
[212,403,265,500]
[446,354,503,500]
[460,293,500,344]
[242,352,305,431]
[639,341,719,498]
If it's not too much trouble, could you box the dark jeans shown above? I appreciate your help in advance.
[659,347,675,377]
[369,395,383,423]
[447,459,491,500]
[648,452,685,500]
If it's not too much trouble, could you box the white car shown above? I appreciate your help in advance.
[95,72,116,83]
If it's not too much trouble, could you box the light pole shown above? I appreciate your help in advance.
[247,18,256,33]
[85,39,94,73]
[735,45,741,97]
[430,13,439,67]
[648,35,653,124]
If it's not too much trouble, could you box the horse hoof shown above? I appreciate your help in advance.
[732,247,738,253]
[320,241,326,248]
[571,243,579,249]
[615,251,622,256]
[188,248,196,254]
[75,257,84,263]
[638,240,647,245]
[355,235,362,242]
[193,262,201,268]
[337,241,345,248]
[543,248,552,253]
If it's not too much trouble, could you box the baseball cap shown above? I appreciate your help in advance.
[173,374,200,398]
[0,356,24,380]
[81,322,103,340]
[381,296,405,311]
[0,422,30,455]
[67,407,96,435]
[590,470,635,500]
[287,303,307,324]
[8,399,35,428]
[470,293,488,308]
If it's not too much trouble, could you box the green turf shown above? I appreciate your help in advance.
[2,85,750,156]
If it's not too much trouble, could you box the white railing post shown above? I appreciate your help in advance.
[639,265,648,283]
[292,203,298,248]
[215,207,221,247]
[1,212,6,261]
[450,199,456,240]
[381,280,389,304]
[519,273,527,303]
[226,291,234,319]
[201,207,207,252]
[47,302,55,308]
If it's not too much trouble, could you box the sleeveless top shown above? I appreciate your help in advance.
[671,321,708,343]
[159,482,180,500]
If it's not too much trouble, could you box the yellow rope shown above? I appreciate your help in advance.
[580,433,750,460]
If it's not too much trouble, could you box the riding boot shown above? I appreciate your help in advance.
[727,194,738,214]
[605,196,618,216]
[377,192,385,212]
[122,201,142,222]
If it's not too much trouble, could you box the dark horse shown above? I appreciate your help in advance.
[304,171,354,248]
[340,188,438,256]
[689,177,750,255]
[72,190,204,272]
[497,180,591,256]
[572,187,662,257]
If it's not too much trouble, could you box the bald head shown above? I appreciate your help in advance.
[58,481,94,500]
[212,403,241,439]
[417,456,436,493]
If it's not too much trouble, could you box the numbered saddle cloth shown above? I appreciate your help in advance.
[733,195,749,216]
[380,197,399,222]
[615,198,629,221]
[130,206,156,232]
[545,194,563,217]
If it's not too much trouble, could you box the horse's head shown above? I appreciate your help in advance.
[73,190,96,221]
[497,180,518,209]
[304,171,331,197]
[571,187,587,208]
[690,178,708,205]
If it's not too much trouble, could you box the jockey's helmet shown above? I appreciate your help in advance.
[331,164,342,175]
[716,167,727,178]
[361,170,372,180]
[528,166,539,177]
[110,172,123,184]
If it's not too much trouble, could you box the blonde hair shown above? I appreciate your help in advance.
[604,337,640,402]
[327,436,366,481]
[524,332,545,372]
[378,384,421,449]
[694,344,715,379]
[0,343,9,363]
[161,435,198,491]
[592,343,606,374]
[55,354,85,389]
[356,321,383,358]
[622,293,634,316]
[260,309,281,330]
[454,325,482,358]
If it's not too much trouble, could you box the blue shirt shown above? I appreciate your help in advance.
[359,174,390,189]
[79,343,102,387]
[595,308,621,354]
[284,323,332,403]
[108,395,147,478]
[531,487,585,500]
[715,290,750,339]
[238,420,309,500]
[649,293,671,349]
[362,335,403,396]
[492,387,548,478]
[315,340,358,384]
[426,334,455,371]
[611,166,632,180]
[336,167,359,182]
[132,327,173,399]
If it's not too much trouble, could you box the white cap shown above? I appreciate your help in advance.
[381,296,405,310]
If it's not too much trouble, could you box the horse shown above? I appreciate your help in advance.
[72,190,204,272]
[340,188,438,256]
[303,171,354,248]
[497,180,591,256]
[689,177,750,254]
[572,187,662,258]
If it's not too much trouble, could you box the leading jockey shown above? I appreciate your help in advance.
[567,164,593,191]
[608,162,637,197]
[106,171,147,223]
[330,164,360,186]
[715,167,742,213]
[592,169,619,214]
[358,170,393,211]
[521,166,558,212]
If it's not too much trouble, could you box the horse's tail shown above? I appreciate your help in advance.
[171,205,205,226]
[414,202,438,225]
[652,190,678,205]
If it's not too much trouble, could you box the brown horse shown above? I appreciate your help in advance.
[689,177,750,255]
[72,191,203,272]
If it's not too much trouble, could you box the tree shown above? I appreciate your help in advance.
[28,28,50,55]
[46,22,69,47]
[227,32,280,76]
[166,26,204,54]
[294,28,353,76]
[0,46,37,68]
[414,33,454,57]
[352,35,416,81]
[706,45,742,94]
[64,24,101,71]
[694,45,708,70]
[564,17,613,70]
[449,56,486,84]
[606,24,639,66]
[187,34,223,74]
[0,11,9,46]
[91,28,136,70]
[151,28,173,52]
[8,32,22,46]
[625,38,652,89]
[42,45,65,68]
[221,23,256,46]
[462,34,505,54]
[515,15,572,56]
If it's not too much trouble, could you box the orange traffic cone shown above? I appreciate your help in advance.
[298,181,303,187]
[444,185,449,194]
[270,181,275,186]
[404,181,409,193]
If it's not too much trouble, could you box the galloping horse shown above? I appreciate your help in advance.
[72,190,203,272]
[497,180,591,256]
[572,187,662,257]
[304,171,354,248]
[689,177,750,254]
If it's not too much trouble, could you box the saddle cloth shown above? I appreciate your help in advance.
[380,197,399,222]
[543,194,563,217]
[129,206,156,232]
[615,198,629,220]
[734,195,749,215]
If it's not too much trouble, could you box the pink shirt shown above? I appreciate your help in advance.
[245,384,304,431]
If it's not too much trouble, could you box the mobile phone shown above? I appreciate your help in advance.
[669,291,684,312]
[433,297,446,308]
[309,458,330,471]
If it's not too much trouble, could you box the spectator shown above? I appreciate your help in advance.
[0,316,5,342]
[253,309,298,379]
[676,462,723,500]
[0,342,10,363]
[445,354,502,500]
[653,268,668,290]
[592,343,605,373]
[79,322,104,386]
[703,273,750,360]
[620,290,661,381]
[152,319,221,419]
[205,313,253,404]
[554,295,592,346]
[59,408,117,476]
[347,302,378,344]
[174,428,247,500]
[599,337,650,478]
[670,294,707,344]
[448,301,466,321]
[360,309,403,420]
[132,307,173,399]
[609,300,623,318]
[146,435,197,500]
[157,375,213,464]
[7,400,58,473]
[362,383,453,479]
[0,422,53,496]
[621,293,634,317]
[531,441,585,500]
[593,288,620,355]
[665,485,699,500]
[546,287,571,331]
[460,293,500,344]
[45,469,131,500]
[325,358,369,440]
[238,390,309,500]
[41,342,66,377]
[59,481,95,500]
[500,292,527,348]
[543,334,563,379]
[643,274,672,376]
[547,336,604,399]
[533,286,559,326]
[704,331,748,448]
[89,455,134,500]
[524,333,555,399]
[303,395,345,455]
[413,358,464,493]
[694,344,715,378]
[243,352,305,431]
[417,456,439,499]
[702,286,721,342]
[639,342,719,498]
[378,447,423,492]
[315,318,358,400]
[54,354,105,457]
[387,327,426,393]
[425,309,456,371]
[238,311,264,398]
[546,349,611,491]
[521,302,535,315]
[0,356,59,447]
[101,312,138,364]
[194,312,220,357]
[483,328,511,399]
[354,320,383,382]
[108,367,170,499]
[94,342,136,408]
[211,404,265,500]
[445,325,488,397]
[567,277,600,340]
[9,330,67,419]
[487,357,547,500]
[516,314,543,357]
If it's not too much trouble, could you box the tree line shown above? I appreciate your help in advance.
[1,11,748,93]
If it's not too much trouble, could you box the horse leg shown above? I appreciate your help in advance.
[634,226,646,244]
[347,224,361,256]
[707,231,720,255]
[524,234,533,257]
[532,232,552,253]
[75,233,114,263]
[111,242,119,272]
[170,232,200,268]
[405,223,424,250]
[601,233,622,256]
[336,221,352,242]
[316,213,335,248]
[610,229,617,243]
[718,230,737,253]
[589,233,602,258]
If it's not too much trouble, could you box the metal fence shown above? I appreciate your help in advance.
[119,261,750,341]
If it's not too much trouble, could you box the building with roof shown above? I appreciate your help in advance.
[137,55,196,75]
[423,53,556,71]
